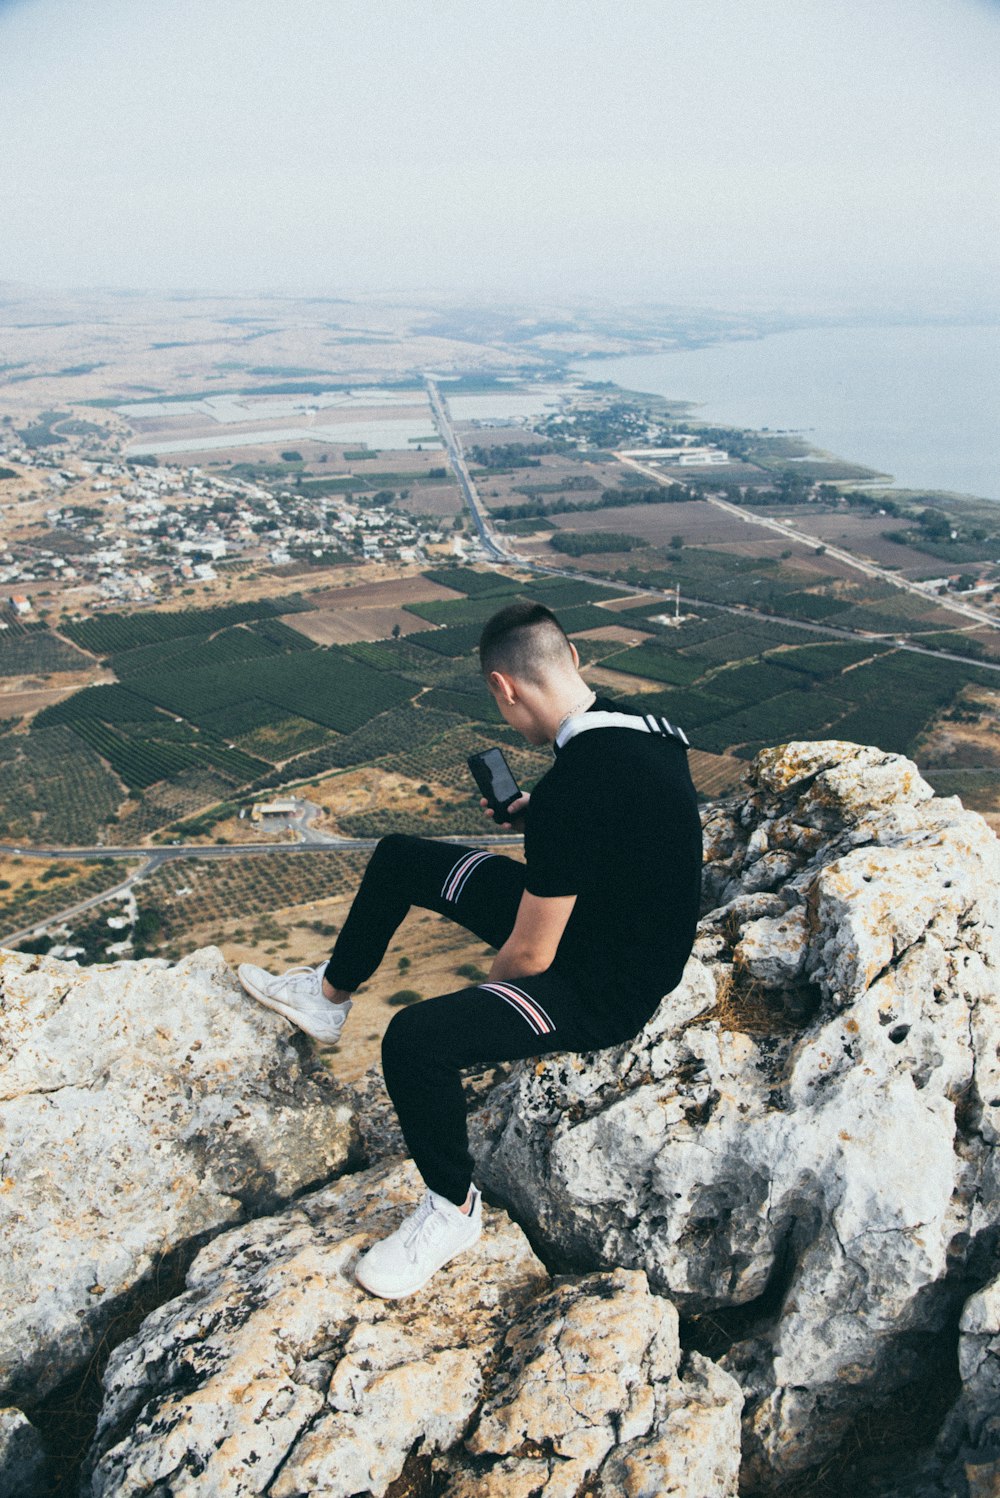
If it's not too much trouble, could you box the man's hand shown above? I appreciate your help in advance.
[488,889,576,982]
[480,792,530,832]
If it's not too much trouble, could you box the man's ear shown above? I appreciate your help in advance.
[488,669,517,706]
[569,642,580,670]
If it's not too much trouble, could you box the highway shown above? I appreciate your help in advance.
[426,378,510,562]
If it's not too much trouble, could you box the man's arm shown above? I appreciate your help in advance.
[488,889,577,983]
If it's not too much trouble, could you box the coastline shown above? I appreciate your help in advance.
[569,320,1000,505]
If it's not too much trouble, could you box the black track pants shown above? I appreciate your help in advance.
[325,834,642,1206]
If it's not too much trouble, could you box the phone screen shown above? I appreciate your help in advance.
[482,748,519,804]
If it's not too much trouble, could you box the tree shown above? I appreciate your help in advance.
[670,534,684,550]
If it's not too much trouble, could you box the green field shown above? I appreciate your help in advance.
[2,561,996,852]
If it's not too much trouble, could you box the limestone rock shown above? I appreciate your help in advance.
[0,945,357,1403]
[0,1407,48,1497]
[440,1267,742,1497]
[471,741,1000,1485]
[84,1159,550,1498]
[84,1178,741,1498]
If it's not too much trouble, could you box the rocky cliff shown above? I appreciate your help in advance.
[1,740,997,1498]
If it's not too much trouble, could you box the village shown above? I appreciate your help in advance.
[0,431,465,622]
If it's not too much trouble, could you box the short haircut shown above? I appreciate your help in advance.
[478,600,573,681]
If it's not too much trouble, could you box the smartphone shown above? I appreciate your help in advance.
[467,747,522,824]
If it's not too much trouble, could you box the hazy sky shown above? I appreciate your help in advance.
[1,0,998,313]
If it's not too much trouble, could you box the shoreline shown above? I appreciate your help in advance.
[567,320,1000,507]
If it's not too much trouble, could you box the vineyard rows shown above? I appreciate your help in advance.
[37,684,161,727]
[250,703,462,792]
[600,644,701,688]
[114,770,236,842]
[599,629,994,760]
[141,849,371,938]
[0,725,122,844]
[111,622,311,680]
[66,720,271,792]
[62,597,308,656]
[422,566,512,597]
[0,628,91,678]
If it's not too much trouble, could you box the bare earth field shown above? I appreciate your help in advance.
[301,768,459,833]
[282,606,429,646]
[572,623,657,647]
[0,670,112,720]
[587,665,669,695]
[600,593,666,614]
[276,569,464,647]
[307,575,461,609]
[922,688,1000,770]
[687,748,747,798]
[455,425,550,450]
[771,508,949,576]
[546,499,777,547]
[920,686,1000,834]
[470,448,627,515]
[396,483,464,518]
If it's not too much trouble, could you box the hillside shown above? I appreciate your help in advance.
[1,739,998,1497]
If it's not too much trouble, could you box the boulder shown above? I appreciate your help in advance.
[470,741,1000,1485]
[83,1160,742,1498]
[0,945,357,1404]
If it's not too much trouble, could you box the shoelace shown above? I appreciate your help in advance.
[401,1193,447,1259]
[271,965,320,998]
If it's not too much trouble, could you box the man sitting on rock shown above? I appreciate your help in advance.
[238,601,703,1298]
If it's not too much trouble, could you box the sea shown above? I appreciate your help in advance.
[578,322,1000,503]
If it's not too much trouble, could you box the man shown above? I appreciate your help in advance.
[238,600,702,1298]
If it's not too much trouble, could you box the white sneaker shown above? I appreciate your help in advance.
[237,961,352,1044]
[354,1187,482,1299]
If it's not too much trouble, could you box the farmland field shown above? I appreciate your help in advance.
[2,550,997,861]
[546,499,767,548]
[61,598,309,656]
[772,508,966,577]
[0,624,91,677]
[307,576,462,608]
[282,606,428,645]
[0,724,124,843]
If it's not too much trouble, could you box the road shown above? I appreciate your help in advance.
[426,383,999,673]
[426,378,510,562]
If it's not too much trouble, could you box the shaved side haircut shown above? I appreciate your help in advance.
[478,600,574,683]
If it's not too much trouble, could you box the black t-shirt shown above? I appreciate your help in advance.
[524,696,702,1031]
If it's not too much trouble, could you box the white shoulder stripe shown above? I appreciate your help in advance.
[555,711,689,749]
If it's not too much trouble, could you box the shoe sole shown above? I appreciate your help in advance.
[237,970,346,1044]
[354,1225,482,1299]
